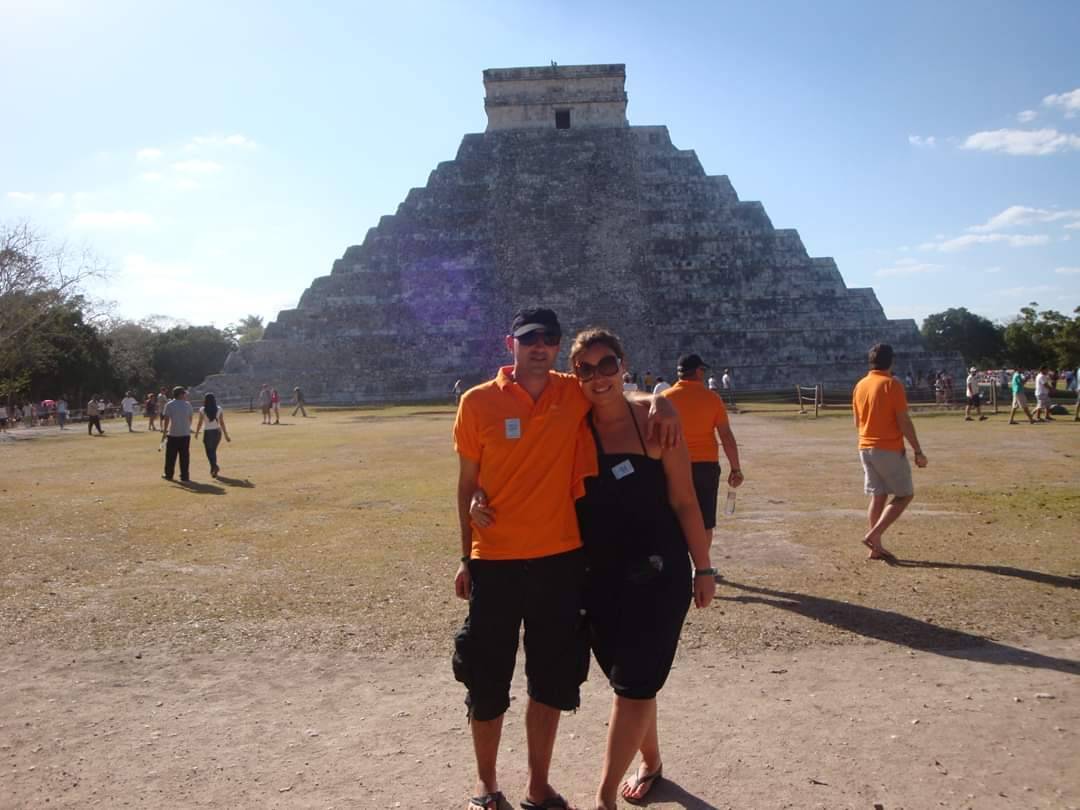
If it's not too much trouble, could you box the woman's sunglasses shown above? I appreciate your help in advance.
[517,331,562,347]
[574,354,622,381]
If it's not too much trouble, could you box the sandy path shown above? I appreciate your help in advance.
[3,636,1078,809]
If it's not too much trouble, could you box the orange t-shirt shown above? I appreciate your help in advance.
[660,379,729,462]
[453,367,590,560]
[852,370,908,452]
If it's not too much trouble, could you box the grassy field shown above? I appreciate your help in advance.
[2,403,1077,660]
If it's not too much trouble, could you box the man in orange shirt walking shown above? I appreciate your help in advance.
[852,343,928,561]
[452,308,678,810]
[661,354,743,540]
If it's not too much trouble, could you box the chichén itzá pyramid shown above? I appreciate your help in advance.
[197,64,961,402]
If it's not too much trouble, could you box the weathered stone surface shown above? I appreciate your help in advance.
[197,64,960,403]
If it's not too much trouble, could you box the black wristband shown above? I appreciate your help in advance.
[460,555,470,563]
[694,567,718,577]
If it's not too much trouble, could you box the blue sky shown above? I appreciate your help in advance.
[2,0,1077,329]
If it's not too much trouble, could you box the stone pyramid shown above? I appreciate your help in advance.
[199,64,960,402]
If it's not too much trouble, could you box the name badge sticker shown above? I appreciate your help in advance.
[504,418,522,439]
[611,459,635,480]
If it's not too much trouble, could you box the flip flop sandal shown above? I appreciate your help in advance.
[470,791,511,810]
[622,766,663,804]
[520,794,571,809]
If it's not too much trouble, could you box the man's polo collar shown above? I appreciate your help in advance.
[673,379,704,388]
[869,369,892,378]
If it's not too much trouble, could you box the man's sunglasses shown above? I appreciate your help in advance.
[574,354,622,381]
[516,331,561,347]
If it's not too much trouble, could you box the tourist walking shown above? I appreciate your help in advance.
[621,372,639,392]
[161,386,193,482]
[1008,369,1036,424]
[193,393,231,478]
[257,384,272,424]
[651,376,671,395]
[1033,366,1053,421]
[851,343,928,560]
[145,393,158,431]
[721,368,737,412]
[56,397,68,430]
[86,395,104,436]
[270,387,281,424]
[964,367,987,422]
[121,391,138,432]
[661,353,743,541]
[156,389,168,433]
[452,379,464,405]
[292,386,308,417]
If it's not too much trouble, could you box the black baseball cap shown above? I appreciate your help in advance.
[511,307,562,338]
[677,353,708,373]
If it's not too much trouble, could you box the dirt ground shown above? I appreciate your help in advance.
[1,403,1078,809]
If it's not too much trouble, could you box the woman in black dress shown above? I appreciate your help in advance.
[471,328,715,809]
[569,328,715,809]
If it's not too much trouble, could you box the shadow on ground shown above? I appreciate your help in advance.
[649,780,722,809]
[720,580,1080,675]
[214,475,255,488]
[891,559,1080,590]
[174,480,226,496]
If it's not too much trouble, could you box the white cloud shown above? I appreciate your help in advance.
[1043,88,1080,118]
[969,205,1080,232]
[47,192,66,207]
[908,135,936,148]
[984,266,1003,274]
[1067,222,1080,230]
[1017,110,1038,123]
[123,254,193,280]
[173,159,223,174]
[1055,267,1080,275]
[175,178,200,191]
[961,128,1080,156]
[140,172,163,182]
[875,258,944,277]
[6,191,35,201]
[136,147,163,161]
[995,285,1058,296]
[73,211,154,228]
[920,233,1051,252]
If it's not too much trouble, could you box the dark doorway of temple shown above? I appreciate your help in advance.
[555,109,570,129]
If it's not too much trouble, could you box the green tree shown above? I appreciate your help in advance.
[151,325,233,387]
[920,307,1005,366]
[1001,303,1079,369]
[231,314,265,345]
[104,319,160,393]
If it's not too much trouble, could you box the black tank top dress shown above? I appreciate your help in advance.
[575,404,692,700]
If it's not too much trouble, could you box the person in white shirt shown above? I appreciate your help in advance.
[1033,366,1053,422]
[652,376,672,395]
[706,374,719,393]
[56,398,68,430]
[963,367,987,422]
[621,372,639,392]
[720,368,737,413]
[193,392,231,478]
[120,391,139,432]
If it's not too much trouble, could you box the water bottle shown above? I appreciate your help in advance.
[723,488,737,516]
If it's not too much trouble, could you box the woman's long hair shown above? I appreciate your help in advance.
[203,393,219,421]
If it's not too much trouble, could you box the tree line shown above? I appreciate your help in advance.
[919,305,1080,370]
[1,222,264,407]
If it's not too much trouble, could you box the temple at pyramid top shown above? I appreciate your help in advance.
[483,63,629,131]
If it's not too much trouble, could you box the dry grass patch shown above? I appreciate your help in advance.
[2,405,1078,659]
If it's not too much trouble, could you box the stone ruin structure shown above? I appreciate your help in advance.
[198,64,961,403]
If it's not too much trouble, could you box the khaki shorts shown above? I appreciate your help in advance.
[860,448,914,497]
[1012,392,1028,409]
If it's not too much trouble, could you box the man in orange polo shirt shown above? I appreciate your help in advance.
[852,343,929,561]
[453,308,678,810]
[661,354,743,540]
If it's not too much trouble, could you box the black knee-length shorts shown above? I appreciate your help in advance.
[452,548,589,722]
